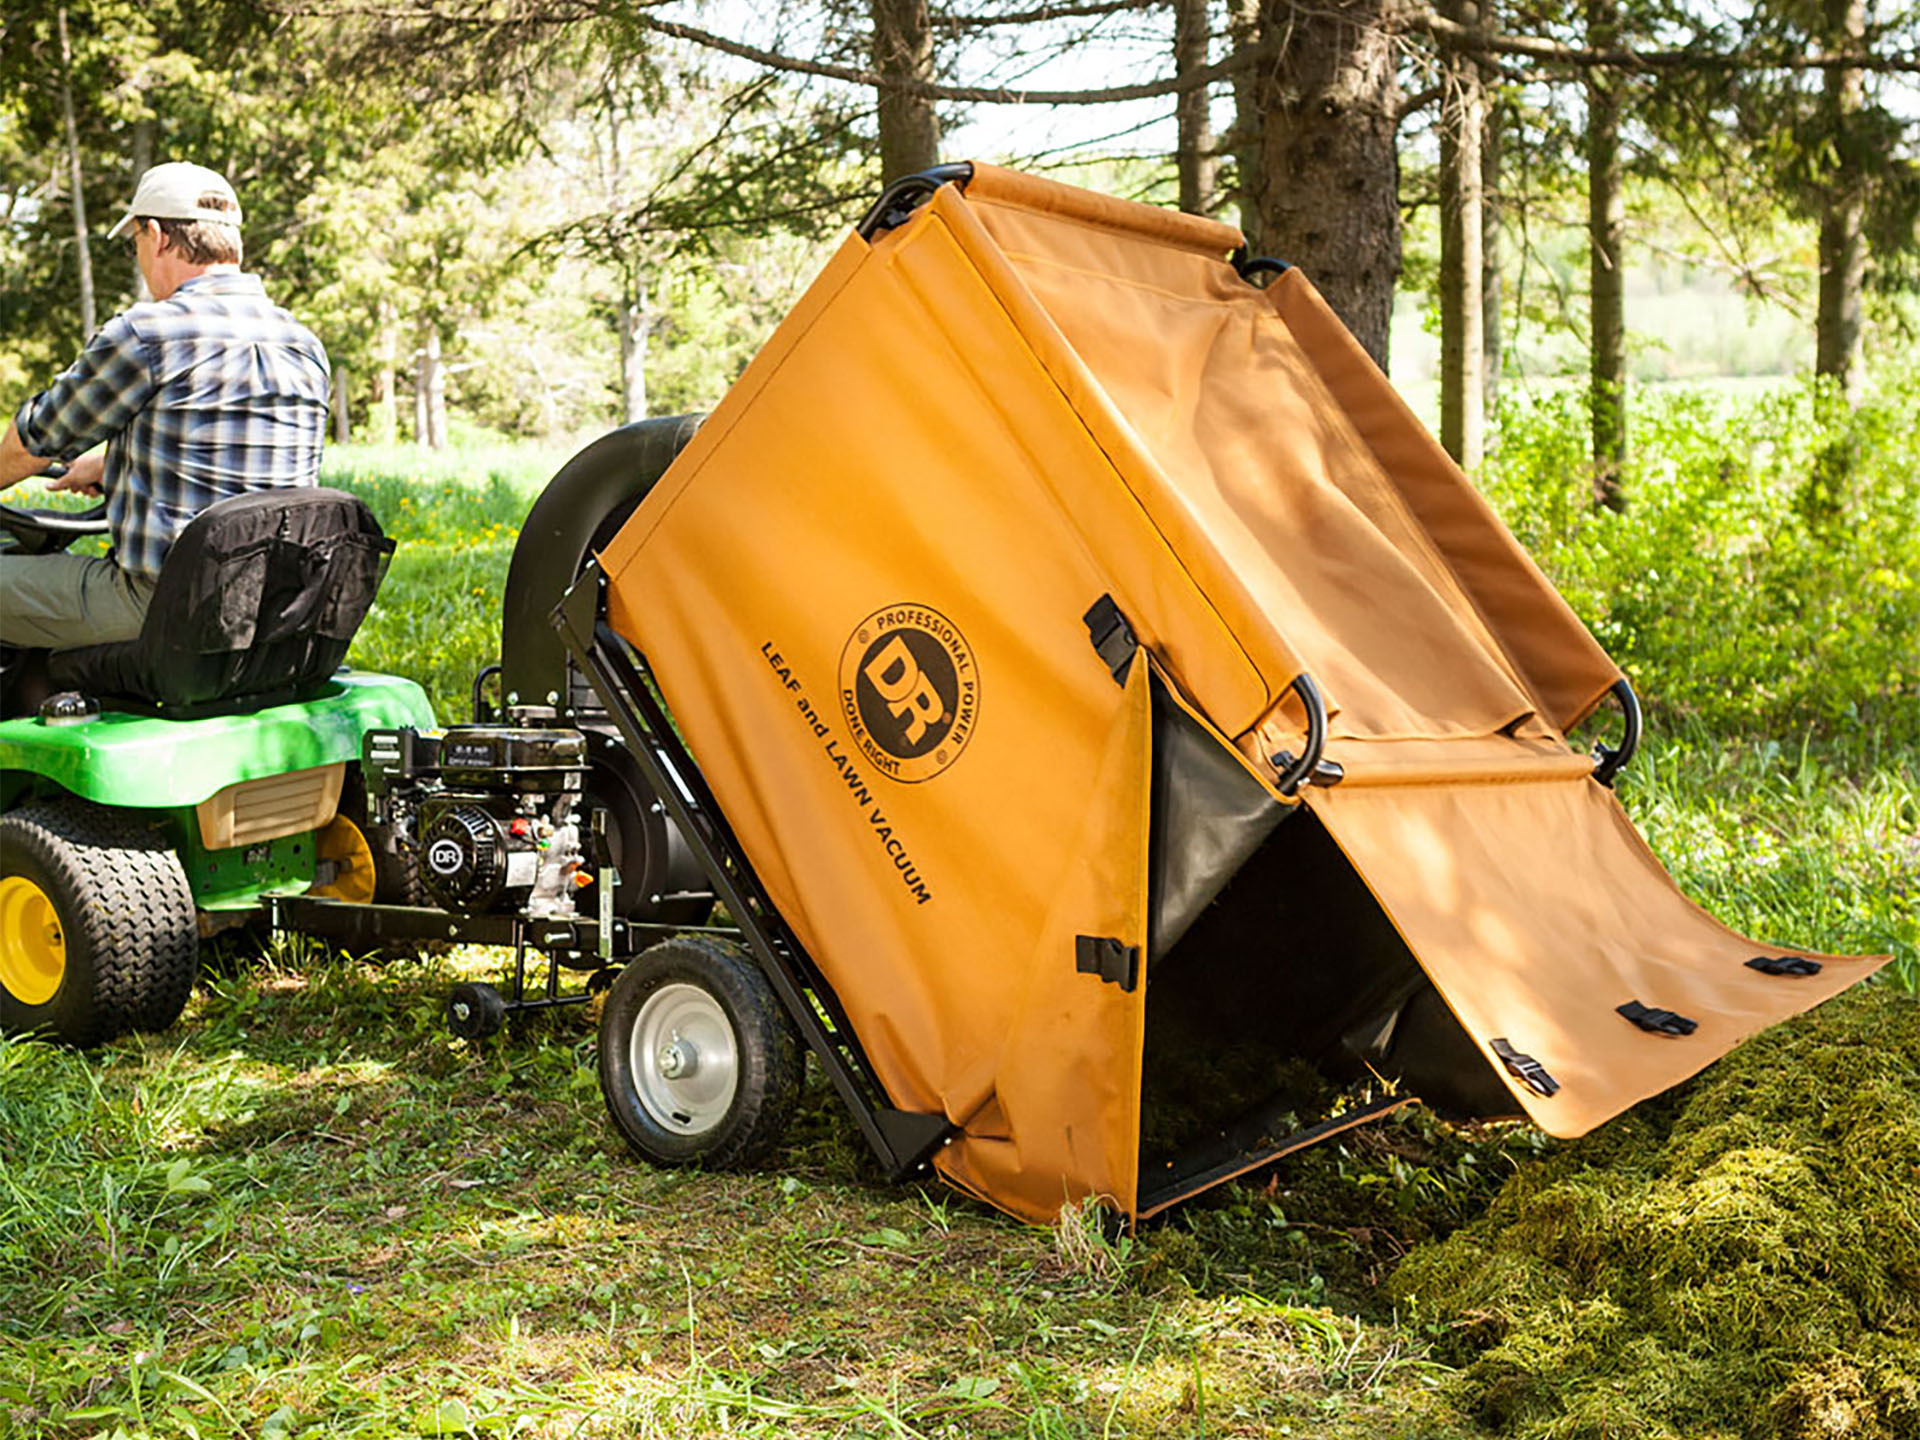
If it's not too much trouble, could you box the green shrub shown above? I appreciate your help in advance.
[1485,378,1920,746]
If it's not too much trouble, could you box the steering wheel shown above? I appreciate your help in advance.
[0,464,110,556]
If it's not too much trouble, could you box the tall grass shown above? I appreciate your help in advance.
[323,457,540,725]
[1624,728,1918,988]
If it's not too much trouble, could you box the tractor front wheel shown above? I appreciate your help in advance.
[0,800,199,1046]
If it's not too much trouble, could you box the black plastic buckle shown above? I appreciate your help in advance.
[1075,935,1139,992]
[1082,595,1138,685]
[1268,752,1346,788]
[1617,1000,1698,1036]
[1489,1038,1559,1097]
[1747,954,1823,977]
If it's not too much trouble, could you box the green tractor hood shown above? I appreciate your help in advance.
[0,671,436,809]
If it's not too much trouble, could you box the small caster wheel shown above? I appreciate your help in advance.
[447,981,506,1039]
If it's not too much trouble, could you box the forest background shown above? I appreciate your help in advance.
[3,0,1920,1436]
[6,0,1920,744]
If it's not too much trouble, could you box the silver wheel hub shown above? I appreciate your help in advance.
[632,982,738,1134]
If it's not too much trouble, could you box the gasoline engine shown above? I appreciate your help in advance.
[362,726,598,917]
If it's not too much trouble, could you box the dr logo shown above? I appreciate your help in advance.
[840,605,978,783]
[427,838,466,875]
[864,636,945,744]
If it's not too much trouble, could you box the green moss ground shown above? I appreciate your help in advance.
[1390,984,1920,1439]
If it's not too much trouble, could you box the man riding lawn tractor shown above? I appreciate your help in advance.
[0,162,435,1045]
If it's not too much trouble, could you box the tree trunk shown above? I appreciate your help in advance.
[871,0,941,183]
[1482,87,1504,414]
[1587,0,1627,510]
[374,301,398,446]
[130,118,154,303]
[1174,0,1217,215]
[412,356,428,449]
[419,329,447,451]
[1438,0,1485,470]
[330,365,351,444]
[1815,0,1867,400]
[1245,0,1402,371]
[619,274,649,425]
[56,6,95,339]
[1227,0,1261,223]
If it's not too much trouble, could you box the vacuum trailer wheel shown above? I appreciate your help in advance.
[598,936,802,1170]
[0,800,198,1046]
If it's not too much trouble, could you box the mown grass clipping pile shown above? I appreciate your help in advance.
[1390,982,1920,1439]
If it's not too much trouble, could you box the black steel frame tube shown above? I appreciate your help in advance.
[1231,251,1293,284]
[856,163,976,240]
[551,568,949,1180]
[1272,672,1329,796]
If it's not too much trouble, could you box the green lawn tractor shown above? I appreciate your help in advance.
[0,421,716,1053]
[0,488,435,1045]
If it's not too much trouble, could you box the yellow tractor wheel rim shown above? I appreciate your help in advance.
[0,875,67,1007]
[310,815,378,905]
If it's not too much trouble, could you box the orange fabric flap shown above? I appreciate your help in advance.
[1265,271,1623,732]
[964,163,1244,256]
[935,652,1154,1222]
[1305,776,1887,1137]
[1319,734,1596,788]
[954,187,1552,750]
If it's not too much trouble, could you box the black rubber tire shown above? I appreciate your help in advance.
[0,799,199,1046]
[447,981,506,1039]
[598,936,802,1170]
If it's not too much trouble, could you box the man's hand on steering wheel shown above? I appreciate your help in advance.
[46,452,104,496]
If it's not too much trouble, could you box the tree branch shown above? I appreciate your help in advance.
[930,0,1150,29]
[284,0,1920,110]
[1408,4,1920,74]
[618,7,1270,102]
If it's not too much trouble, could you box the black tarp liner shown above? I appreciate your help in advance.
[1140,799,1517,1186]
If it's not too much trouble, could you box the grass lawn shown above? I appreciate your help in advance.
[0,436,1913,1439]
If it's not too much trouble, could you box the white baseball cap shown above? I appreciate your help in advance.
[107,162,242,240]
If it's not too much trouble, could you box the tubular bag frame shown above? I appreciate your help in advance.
[561,164,1885,1224]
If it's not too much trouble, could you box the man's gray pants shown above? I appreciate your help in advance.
[0,553,156,649]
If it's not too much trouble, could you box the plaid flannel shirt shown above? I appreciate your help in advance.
[14,273,331,580]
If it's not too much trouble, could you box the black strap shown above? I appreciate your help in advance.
[1747,954,1823,977]
[1081,595,1137,685]
[1617,1000,1698,1036]
[1489,1038,1559,1097]
[1075,935,1139,992]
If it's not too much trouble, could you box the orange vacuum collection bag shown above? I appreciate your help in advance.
[594,164,1885,1223]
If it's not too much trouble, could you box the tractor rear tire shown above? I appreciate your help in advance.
[0,800,199,1046]
[338,771,422,906]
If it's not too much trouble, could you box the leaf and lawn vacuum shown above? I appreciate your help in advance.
[0,165,1884,1227]
[550,164,1885,1224]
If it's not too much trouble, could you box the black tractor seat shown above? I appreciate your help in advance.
[34,487,394,720]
